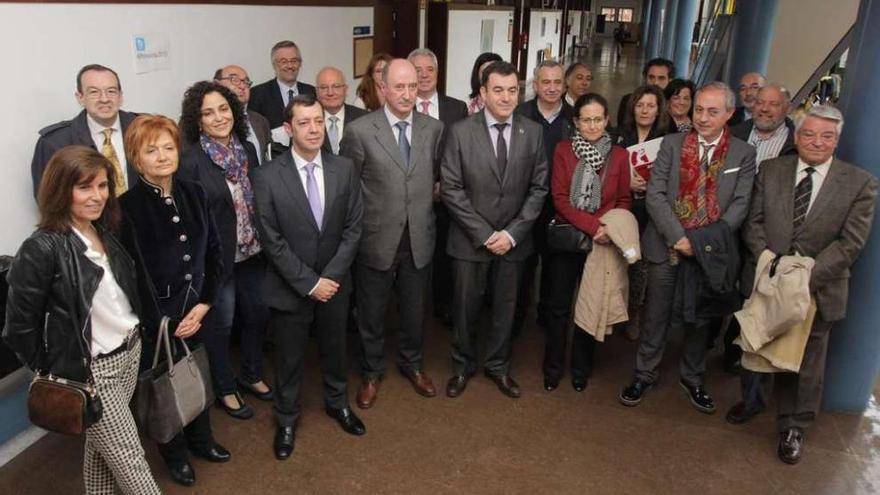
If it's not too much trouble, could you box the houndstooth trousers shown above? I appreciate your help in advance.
[84,338,162,495]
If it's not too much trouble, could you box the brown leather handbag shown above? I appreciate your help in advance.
[27,372,103,435]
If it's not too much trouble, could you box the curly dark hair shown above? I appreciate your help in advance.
[179,81,249,144]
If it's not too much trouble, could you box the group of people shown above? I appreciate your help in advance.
[2,36,877,495]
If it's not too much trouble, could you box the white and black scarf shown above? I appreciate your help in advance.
[570,132,612,212]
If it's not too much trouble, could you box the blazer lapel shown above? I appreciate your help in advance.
[506,115,528,185]
[409,113,430,176]
[278,153,320,232]
[777,156,798,225]
[372,114,408,174]
[475,112,502,184]
[321,155,338,232]
[805,159,845,224]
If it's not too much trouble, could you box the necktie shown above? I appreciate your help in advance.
[793,167,816,232]
[693,143,715,226]
[493,123,508,178]
[101,129,126,194]
[420,100,431,115]
[287,88,295,108]
[328,116,340,154]
[304,163,323,229]
[395,121,410,168]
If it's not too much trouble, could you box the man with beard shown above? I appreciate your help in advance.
[731,84,797,168]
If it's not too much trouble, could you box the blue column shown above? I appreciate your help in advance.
[727,0,779,87]
[673,0,699,78]
[641,0,654,56]
[644,0,666,59]
[823,0,880,412]
[661,0,679,60]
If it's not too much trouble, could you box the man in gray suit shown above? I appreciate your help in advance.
[441,61,549,399]
[252,95,365,461]
[340,59,445,409]
[215,64,272,164]
[726,105,878,464]
[619,82,756,413]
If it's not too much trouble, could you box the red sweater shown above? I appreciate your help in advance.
[552,141,632,236]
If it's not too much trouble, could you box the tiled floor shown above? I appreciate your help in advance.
[1,39,878,495]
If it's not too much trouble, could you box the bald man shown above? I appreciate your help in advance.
[215,64,272,163]
[315,67,367,155]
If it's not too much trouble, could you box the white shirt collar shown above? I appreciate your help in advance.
[416,92,439,108]
[796,157,832,178]
[698,130,724,148]
[484,110,512,128]
[86,113,121,137]
[276,78,298,92]
[325,106,346,122]
[291,148,323,170]
[383,105,413,128]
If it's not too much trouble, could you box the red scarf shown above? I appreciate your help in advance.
[674,129,730,229]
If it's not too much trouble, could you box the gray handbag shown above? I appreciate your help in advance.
[135,316,214,443]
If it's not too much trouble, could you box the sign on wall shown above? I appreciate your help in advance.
[132,32,171,74]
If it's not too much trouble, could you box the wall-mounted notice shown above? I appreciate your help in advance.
[132,32,171,74]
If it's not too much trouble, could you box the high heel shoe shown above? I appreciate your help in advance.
[216,390,254,419]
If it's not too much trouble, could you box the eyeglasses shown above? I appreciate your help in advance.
[218,75,252,88]
[316,83,346,93]
[578,117,606,125]
[274,57,302,67]
[83,87,120,100]
[739,84,763,91]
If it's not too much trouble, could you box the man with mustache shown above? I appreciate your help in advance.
[732,84,797,168]
[729,72,767,127]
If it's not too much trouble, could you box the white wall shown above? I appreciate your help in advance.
[526,9,563,77]
[0,4,372,255]
[766,0,859,97]
[445,9,515,102]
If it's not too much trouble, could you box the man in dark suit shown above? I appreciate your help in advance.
[726,105,878,464]
[215,64,272,164]
[441,61,549,399]
[729,72,766,127]
[315,66,367,155]
[252,94,365,461]
[340,59,445,409]
[514,59,576,330]
[31,64,137,197]
[249,40,317,130]
[616,58,674,128]
[407,48,469,325]
[619,82,756,413]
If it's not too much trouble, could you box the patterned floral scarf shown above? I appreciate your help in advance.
[570,132,612,212]
[199,133,261,259]
[673,129,730,229]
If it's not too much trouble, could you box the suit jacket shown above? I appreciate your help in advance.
[730,117,797,159]
[441,111,549,262]
[438,95,468,128]
[642,131,757,263]
[742,155,879,321]
[340,109,444,271]
[31,109,138,196]
[177,139,261,282]
[252,151,363,312]
[249,79,317,129]
[321,104,368,155]
[247,109,272,162]
[729,106,747,127]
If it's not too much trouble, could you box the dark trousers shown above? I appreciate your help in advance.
[542,251,596,381]
[739,318,834,432]
[451,257,524,376]
[158,409,214,467]
[356,230,430,380]
[432,202,453,314]
[271,287,351,427]
[516,206,553,327]
[635,261,710,386]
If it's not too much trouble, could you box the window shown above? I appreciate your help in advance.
[600,7,634,23]
[619,8,634,23]
[600,7,617,22]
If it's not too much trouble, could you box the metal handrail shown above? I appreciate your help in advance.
[792,23,854,107]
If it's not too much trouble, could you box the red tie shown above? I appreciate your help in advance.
[420,100,430,114]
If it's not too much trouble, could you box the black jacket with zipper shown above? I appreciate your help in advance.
[2,227,140,382]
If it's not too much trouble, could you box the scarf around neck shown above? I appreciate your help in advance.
[673,129,731,229]
[570,132,613,212]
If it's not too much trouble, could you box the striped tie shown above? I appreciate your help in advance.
[101,129,126,194]
[693,143,715,226]
[792,167,815,232]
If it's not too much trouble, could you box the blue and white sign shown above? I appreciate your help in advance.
[132,32,171,74]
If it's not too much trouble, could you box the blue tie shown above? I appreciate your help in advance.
[395,121,410,169]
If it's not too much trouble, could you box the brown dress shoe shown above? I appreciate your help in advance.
[486,373,521,398]
[400,368,436,397]
[356,380,380,409]
[446,375,471,398]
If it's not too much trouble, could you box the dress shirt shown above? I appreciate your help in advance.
[325,106,346,152]
[415,92,440,120]
[72,226,140,357]
[482,111,516,247]
[244,111,262,165]
[697,132,724,162]
[565,93,576,107]
[277,79,299,109]
[86,114,128,184]
[748,123,789,169]
[383,105,413,144]
[795,157,831,214]
[291,149,325,295]
[537,101,562,124]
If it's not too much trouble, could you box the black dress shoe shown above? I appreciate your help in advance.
[543,377,559,392]
[325,407,366,436]
[679,380,716,414]
[725,401,765,425]
[238,378,274,401]
[274,426,295,460]
[571,377,588,392]
[168,462,195,486]
[778,427,804,464]
[446,374,472,398]
[190,442,231,463]
[619,378,652,406]
[485,372,521,398]
[217,391,254,419]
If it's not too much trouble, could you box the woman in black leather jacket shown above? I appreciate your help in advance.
[3,145,160,495]
[120,114,231,487]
